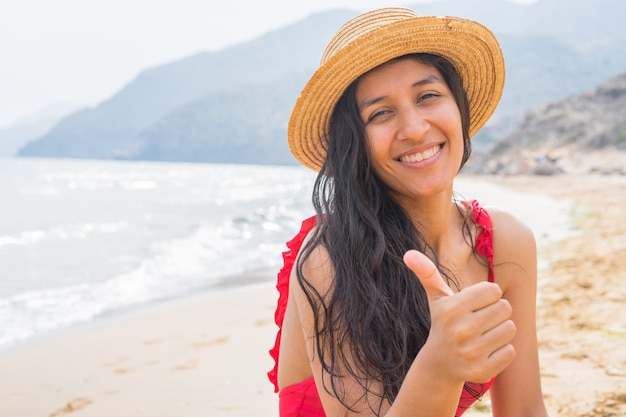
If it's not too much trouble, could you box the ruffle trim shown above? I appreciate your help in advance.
[268,215,317,393]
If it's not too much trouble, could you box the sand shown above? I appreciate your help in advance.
[0,174,624,417]
[486,175,626,417]
[0,283,280,417]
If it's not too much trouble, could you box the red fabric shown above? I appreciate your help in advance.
[279,376,325,417]
[268,215,317,393]
[465,199,495,283]
[268,201,496,416]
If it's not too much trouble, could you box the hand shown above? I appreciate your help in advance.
[403,250,516,383]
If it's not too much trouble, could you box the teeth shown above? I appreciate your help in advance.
[400,145,440,163]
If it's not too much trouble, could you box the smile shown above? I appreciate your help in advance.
[398,144,443,163]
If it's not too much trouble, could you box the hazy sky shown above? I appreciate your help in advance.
[0,0,536,128]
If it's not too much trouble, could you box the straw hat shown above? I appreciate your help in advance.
[288,7,505,172]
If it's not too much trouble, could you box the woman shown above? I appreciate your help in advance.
[268,7,548,417]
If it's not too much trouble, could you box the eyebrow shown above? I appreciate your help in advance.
[357,74,444,112]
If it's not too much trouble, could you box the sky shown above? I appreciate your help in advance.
[0,0,536,129]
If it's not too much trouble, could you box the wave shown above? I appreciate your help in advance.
[0,221,128,249]
[0,196,311,349]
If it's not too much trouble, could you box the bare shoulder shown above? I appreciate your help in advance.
[483,206,537,293]
[484,206,536,252]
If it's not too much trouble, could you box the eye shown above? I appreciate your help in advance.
[418,92,439,102]
[371,109,390,120]
[364,108,392,124]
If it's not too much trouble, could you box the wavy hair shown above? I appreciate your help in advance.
[296,53,478,414]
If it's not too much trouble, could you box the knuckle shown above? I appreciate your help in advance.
[466,362,490,383]
[505,319,517,338]
[484,282,503,299]
[458,345,478,363]
[454,325,474,345]
[498,298,513,317]
[499,344,517,368]
[469,282,503,306]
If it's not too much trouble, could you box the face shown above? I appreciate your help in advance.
[355,57,464,205]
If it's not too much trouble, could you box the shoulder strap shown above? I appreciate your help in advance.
[465,200,495,283]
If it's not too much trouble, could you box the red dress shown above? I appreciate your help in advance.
[268,200,496,417]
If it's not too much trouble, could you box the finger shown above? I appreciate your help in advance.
[483,318,517,348]
[474,298,513,333]
[466,322,517,383]
[403,250,454,300]
[487,342,517,377]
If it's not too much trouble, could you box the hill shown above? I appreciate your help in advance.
[0,103,82,156]
[17,0,626,166]
[16,10,352,160]
[466,72,626,175]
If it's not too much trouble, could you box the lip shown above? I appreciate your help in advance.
[397,144,444,166]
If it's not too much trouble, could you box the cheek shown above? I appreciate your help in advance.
[440,104,463,133]
[440,108,465,149]
[365,127,393,161]
[367,146,388,179]
[364,139,393,183]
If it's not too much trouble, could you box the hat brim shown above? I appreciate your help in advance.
[288,15,505,172]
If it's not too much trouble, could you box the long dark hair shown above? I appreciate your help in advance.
[296,54,477,413]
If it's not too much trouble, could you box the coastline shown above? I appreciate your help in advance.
[0,281,281,417]
[1,174,625,416]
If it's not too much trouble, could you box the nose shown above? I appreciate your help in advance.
[396,105,429,142]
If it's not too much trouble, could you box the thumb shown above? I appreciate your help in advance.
[403,250,454,301]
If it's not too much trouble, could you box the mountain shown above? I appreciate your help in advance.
[130,72,308,164]
[0,103,83,156]
[0,120,58,157]
[17,0,626,166]
[17,9,353,160]
[465,71,626,175]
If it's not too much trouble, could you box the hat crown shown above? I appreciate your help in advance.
[320,7,421,65]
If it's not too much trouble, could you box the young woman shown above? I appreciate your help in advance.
[268,7,548,417]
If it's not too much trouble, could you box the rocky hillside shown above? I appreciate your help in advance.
[467,72,626,175]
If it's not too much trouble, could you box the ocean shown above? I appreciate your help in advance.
[0,157,317,350]
[0,157,574,351]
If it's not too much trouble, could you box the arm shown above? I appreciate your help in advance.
[487,208,549,417]
[291,241,516,416]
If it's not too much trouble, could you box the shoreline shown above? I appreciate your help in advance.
[0,280,281,417]
[1,174,625,416]
[0,265,280,355]
[0,276,277,354]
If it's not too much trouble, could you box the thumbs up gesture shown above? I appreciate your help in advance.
[403,250,517,383]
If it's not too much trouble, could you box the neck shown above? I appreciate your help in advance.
[401,189,461,255]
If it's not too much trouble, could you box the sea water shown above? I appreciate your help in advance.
[0,157,316,350]
[0,157,574,351]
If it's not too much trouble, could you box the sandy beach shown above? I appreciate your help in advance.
[0,174,625,417]
[487,175,626,416]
